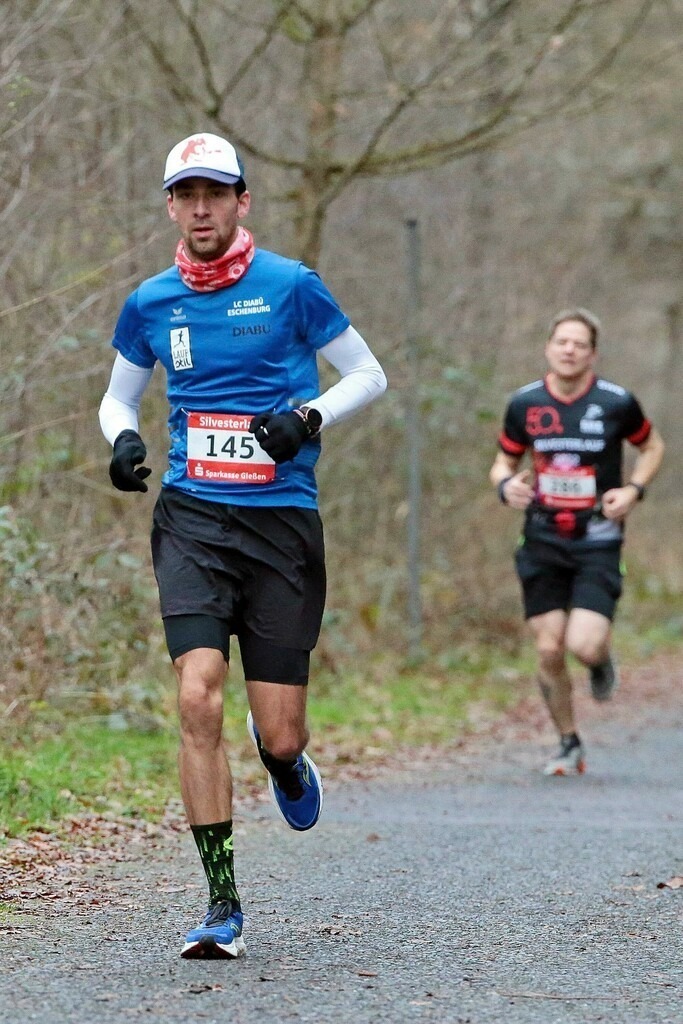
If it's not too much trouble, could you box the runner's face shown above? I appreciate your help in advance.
[167,178,250,261]
[545,320,596,382]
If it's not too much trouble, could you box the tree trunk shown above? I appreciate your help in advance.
[295,9,343,266]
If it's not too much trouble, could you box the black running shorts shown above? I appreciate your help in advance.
[514,539,623,621]
[151,489,326,684]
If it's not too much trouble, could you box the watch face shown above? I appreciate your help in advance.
[302,406,322,430]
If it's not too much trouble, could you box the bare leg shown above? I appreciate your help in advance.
[174,647,231,825]
[245,678,309,760]
[245,678,322,831]
[528,609,576,736]
[565,608,612,668]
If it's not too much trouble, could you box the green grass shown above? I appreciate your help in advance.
[307,649,529,752]
[0,725,179,839]
[1,627,679,842]
[0,649,530,841]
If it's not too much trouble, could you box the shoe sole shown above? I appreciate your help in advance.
[247,712,324,831]
[543,759,586,777]
[181,935,246,959]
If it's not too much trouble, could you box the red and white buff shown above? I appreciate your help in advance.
[175,227,255,291]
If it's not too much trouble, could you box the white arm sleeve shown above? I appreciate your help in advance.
[98,353,154,446]
[309,326,387,429]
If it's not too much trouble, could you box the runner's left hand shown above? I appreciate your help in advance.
[250,412,308,464]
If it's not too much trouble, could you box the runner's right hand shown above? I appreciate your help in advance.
[109,430,152,492]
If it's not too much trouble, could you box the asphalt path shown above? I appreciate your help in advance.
[2,671,682,1024]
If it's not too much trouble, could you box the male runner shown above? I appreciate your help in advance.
[99,133,387,957]
[489,308,664,776]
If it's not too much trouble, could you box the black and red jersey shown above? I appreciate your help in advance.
[498,374,651,545]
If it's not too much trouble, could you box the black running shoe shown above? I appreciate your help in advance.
[589,655,619,702]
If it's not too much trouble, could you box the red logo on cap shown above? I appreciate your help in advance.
[180,136,223,165]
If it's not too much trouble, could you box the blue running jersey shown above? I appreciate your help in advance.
[112,249,350,507]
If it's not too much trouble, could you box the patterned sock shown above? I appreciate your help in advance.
[190,820,240,909]
[253,731,297,781]
[258,744,297,779]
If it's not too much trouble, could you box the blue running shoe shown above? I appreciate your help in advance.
[247,711,323,831]
[181,900,246,959]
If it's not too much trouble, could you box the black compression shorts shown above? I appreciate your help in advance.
[151,489,326,683]
[514,539,623,621]
[162,615,311,685]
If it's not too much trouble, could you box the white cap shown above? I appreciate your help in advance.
[163,133,245,190]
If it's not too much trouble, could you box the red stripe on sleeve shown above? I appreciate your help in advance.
[499,432,527,456]
[628,419,651,446]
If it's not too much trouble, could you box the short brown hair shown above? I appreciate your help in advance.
[548,308,601,349]
[169,178,246,198]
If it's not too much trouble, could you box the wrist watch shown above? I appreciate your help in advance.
[626,481,646,501]
[497,476,512,505]
[297,405,323,438]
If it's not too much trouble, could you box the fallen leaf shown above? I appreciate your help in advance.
[319,923,343,935]
[657,876,683,890]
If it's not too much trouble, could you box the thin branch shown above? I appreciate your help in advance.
[323,0,589,200]
[371,0,517,94]
[367,31,683,176]
[339,0,385,34]
[171,0,223,114]
[0,231,167,321]
[330,0,659,180]
[216,0,299,109]
[497,990,625,1002]
[126,6,204,115]
[160,0,298,118]
[129,0,301,162]
[0,412,88,449]
[557,0,657,107]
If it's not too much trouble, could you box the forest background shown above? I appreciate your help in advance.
[1,0,681,763]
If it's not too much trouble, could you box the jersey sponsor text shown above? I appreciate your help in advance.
[227,297,271,317]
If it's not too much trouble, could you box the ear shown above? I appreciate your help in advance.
[167,192,177,223]
[236,190,251,220]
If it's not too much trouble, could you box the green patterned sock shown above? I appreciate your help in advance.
[190,820,240,909]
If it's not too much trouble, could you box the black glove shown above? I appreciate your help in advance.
[109,430,152,493]
[249,412,308,464]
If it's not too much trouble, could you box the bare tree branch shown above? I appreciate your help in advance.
[322,0,588,198]
[329,0,659,179]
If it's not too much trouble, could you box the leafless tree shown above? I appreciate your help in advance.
[0,0,681,704]
[127,0,669,265]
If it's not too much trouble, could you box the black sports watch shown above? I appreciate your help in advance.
[626,481,646,501]
[297,405,323,438]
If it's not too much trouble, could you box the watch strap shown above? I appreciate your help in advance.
[626,481,646,501]
[296,405,322,437]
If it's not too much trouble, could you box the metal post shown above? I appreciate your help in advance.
[405,219,422,657]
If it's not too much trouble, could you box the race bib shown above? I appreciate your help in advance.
[538,466,596,510]
[186,412,275,484]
